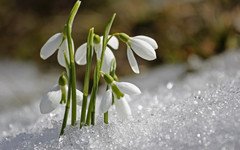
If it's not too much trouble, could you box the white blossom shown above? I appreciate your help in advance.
[127,35,158,74]
[75,36,119,73]
[99,81,141,119]
[40,33,74,67]
[39,84,83,114]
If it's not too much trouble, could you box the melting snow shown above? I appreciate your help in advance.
[1,50,240,149]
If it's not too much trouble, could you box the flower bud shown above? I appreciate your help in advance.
[118,33,130,43]
[58,73,67,86]
[93,34,101,44]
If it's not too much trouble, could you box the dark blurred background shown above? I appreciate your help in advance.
[1,0,240,81]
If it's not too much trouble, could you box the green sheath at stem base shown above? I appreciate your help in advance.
[104,112,108,124]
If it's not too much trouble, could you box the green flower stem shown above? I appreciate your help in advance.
[68,1,81,28]
[107,33,119,43]
[80,28,94,128]
[104,59,117,124]
[85,92,94,125]
[104,111,108,124]
[86,60,100,125]
[100,13,116,66]
[60,76,72,136]
[59,0,80,136]
[103,86,110,124]
[92,14,116,125]
[86,14,116,125]
[63,51,70,72]
[66,0,80,126]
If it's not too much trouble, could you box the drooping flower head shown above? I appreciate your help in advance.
[40,85,83,114]
[118,33,158,74]
[99,72,141,119]
[40,32,74,68]
[75,35,119,73]
[40,74,83,114]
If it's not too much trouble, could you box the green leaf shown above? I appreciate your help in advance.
[100,13,116,62]
[80,28,94,128]
[67,0,81,28]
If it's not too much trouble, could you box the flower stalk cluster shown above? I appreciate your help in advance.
[39,0,158,136]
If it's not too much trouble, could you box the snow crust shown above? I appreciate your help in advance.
[1,50,240,150]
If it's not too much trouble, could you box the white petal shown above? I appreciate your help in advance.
[115,97,132,119]
[114,81,141,95]
[58,39,75,67]
[75,43,87,65]
[102,48,115,73]
[101,62,109,74]
[100,89,113,114]
[108,36,119,50]
[133,35,158,49]
[62,85,68,100]
[40,33,63,60]
[129,38,156,60]
[57,39,68,67]
[39,85,61,114]
[127,46,139,74]
[124,94,131,102]
[94,43,102,60]
[77,89,83,106]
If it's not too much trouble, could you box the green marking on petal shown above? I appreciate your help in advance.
[111,84,124,99]
[101,71,114,84]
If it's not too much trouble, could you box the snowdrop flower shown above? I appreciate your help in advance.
[99,72,141,119]
[40,33,74,67]
[118,33,158,74]
[75,35,119,73]
[40,85,83,114]
[100,89,132,119]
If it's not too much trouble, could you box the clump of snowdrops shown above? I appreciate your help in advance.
[39,0,158,136]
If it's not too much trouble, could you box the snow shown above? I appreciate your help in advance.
[0,60,60,135]
[1,50,240,150]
